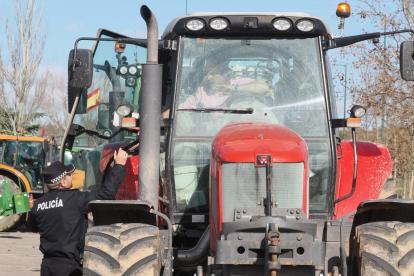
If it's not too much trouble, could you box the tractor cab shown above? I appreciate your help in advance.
[66,13,333,216]
[0,135,48,193]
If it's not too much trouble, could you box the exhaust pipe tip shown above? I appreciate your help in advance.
[140,5,158,64]
[140,5,152,22]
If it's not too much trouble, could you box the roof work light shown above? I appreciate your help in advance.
[296,20,315,32]
[186,19,205,31]
[209,18,229,30]
[273,18,292,31]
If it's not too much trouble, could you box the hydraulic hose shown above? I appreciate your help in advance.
[177,227,210,267]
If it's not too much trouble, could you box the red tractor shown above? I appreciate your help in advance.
[64,3,414,275]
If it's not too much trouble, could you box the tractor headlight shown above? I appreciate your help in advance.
[119,65,128,75]
[296,19,315,32]
[273,18,292,31]
[350,105,366,118]
[116,104,133,117]
[186,19,205,31]
[126,77,136,87]
[209,18,229,30]
[128,65,138,75]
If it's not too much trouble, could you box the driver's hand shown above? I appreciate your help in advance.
[215,84,234,95]
[114,148,128,166]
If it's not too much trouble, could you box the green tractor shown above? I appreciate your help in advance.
[0,134,52,231]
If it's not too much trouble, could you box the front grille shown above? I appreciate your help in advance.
[221,162,304,221]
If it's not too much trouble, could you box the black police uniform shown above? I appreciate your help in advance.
[27,164,126,276]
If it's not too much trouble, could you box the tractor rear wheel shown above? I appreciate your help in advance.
[0,176,24,231]
[83,223,161,276]
[352,221,414,276]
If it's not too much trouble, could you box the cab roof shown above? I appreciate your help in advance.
[162,12,332,40]
[0,134,46,142]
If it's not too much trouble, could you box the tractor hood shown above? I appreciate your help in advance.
[212,122,308,164]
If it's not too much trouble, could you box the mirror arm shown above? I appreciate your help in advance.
[324,29,414,50]
[83,128,123,140]
[71,37,155,69]
[381,29,414,36]
[68,124,124,140]
[331,119,347,128]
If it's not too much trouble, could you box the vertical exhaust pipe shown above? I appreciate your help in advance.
[141,5,159,64]
[138,5,163,209]
[139,7,173,276]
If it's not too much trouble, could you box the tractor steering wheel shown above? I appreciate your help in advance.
[224,91,271,108]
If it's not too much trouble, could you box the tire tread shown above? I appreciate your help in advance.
[83,223,160,276]
[353,221,414,276]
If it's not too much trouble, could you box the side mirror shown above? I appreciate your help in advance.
[400,41,414,81]
[68,49,93,89]
[68,87,87,114]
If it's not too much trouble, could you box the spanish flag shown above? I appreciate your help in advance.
[86,87,100,114]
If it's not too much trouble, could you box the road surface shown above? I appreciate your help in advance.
[0,224,42,276]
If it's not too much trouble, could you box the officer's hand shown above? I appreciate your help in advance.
[114,148,128,166]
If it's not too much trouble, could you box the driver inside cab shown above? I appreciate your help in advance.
[179,60,271,109]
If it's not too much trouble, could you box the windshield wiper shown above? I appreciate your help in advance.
[177,108,253,114]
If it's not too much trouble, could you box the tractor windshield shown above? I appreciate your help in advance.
[69,37,147,190]
[0,140,44,191]
[173,37,331,213]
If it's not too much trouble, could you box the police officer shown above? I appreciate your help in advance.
[27,147,128,276]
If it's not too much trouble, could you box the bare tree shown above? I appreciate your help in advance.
[341,0,414,197]
[0,0,47,133]
[42,69,69,133]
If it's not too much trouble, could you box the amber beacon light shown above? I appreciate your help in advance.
[336,2,351,18]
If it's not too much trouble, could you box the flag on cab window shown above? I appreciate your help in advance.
[86,87,101,114]
[41,125,45,138]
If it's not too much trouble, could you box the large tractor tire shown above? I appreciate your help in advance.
[83,223,161,276]
[0,175,25,231]
[352,221,414,276]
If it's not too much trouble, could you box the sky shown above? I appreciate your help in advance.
[0,0,385,117]
[0,0,370,67]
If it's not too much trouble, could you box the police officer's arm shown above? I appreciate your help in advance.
[77,148,128,214]
[26,212,38,232]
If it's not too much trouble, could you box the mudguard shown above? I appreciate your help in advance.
[334,141,392,219]
[88,199,157,226]
[0,165,31,193]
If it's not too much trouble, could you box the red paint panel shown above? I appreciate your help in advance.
[100,142,132,173]
[101,143,163,226]
[334,141,392,219]
[100,142,139,200]
[115,154,139,200]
